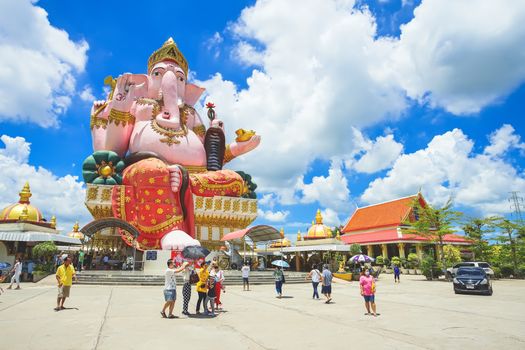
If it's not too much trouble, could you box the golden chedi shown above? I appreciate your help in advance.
[304,209,332,240]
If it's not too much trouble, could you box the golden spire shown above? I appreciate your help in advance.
[19,205,28,220]
[297,230,302,241]
[280,227,285,239]
[148,37,188,76]
[315,209,323,224]
[18,182,32,204]
[73,221,79,232]
[50,215,56,229]
[336,229,341,240]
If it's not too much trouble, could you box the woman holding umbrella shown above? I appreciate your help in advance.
[273,265,285,298]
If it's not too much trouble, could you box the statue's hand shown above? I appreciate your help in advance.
[111,74,141,112]
[167,165,182,193]
[210,118,224,131]
[232,135,261,157]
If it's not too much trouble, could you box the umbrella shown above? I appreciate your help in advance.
[182,246,210,260]
[271,260,290,268]
[0,262,11,269]
[349,254,374,264]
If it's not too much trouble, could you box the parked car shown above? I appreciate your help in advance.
[446,262,494,280]
[453,267,493,295]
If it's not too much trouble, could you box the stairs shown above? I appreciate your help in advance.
[76,270,309,286]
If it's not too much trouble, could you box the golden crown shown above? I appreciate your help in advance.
[148,37,189,76]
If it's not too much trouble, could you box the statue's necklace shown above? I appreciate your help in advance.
[150,119,188,146]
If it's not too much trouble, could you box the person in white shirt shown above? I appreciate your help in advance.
[161,259,187,319]
[241,262,250,291]
[8,258,22,290]
[306,264,322,299]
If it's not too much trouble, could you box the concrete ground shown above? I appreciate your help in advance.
[1,275,524,350]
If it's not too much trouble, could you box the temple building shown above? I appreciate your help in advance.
[0,182,81,263]
[340,193,471,260]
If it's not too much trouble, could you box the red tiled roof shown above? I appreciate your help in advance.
[342,195,425,233]
[340,229,471,245]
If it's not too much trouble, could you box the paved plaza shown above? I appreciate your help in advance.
[1,275,524,350]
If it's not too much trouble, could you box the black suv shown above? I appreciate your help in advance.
[453,267,493,296]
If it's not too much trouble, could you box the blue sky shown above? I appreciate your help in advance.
[1,0,524,238]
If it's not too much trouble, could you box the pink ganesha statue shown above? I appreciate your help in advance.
[87,38,260,250]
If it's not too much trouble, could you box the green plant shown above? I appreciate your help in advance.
[349,244,362,256]
[375,255,384,265]
[500,265,514,278]
[442,245,462,267]
[491,266,501,279]
[383,257,390,267]
[420,254,443,280]
[391,256,401,267]
[32,242,57,262]
[407,253,419,268]
[34,262,54,273]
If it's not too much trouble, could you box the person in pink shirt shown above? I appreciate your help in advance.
[359,267,377,316]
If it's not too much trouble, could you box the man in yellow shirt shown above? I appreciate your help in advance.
[55,256,77,311]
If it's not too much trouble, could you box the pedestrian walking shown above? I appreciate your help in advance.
[241,262,250,291]
[54,257,77,311]
[181,262,195,316]
[393,265,401,283]
[306,264,321,299]
[77,250,85,272]
[195,262,209,314]
[273,266,284,298]
[213,265,225,309]
[321,264,333,303]
[205,275,217,316]
[161,259,187,319]
[7,258,22,290]
[27,260,34,282]
[360,267,377,316]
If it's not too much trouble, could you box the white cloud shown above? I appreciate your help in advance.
[232,41,265,66]
[361,125,525,215]
[484,124,525,157]
[79,85,95,102]
[320,208,342,227]
[0,0,89,127]
[296,159,351,211]
[198,0,407,199]
[258,193,278,208]
[0,135,90,231]
[390,0,525,114]
[257,208,290,222]
[206,32,224,59]
[349,134,404,173]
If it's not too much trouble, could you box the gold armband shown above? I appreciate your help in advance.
[108,108,135,127]
[223,145,236,164]
[192,124,206,137]
[90,115,108,130]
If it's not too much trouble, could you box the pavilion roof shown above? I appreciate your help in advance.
[342,194,426,233]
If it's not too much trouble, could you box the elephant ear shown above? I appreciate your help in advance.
[128,74,149,97]
[184,83,206,106]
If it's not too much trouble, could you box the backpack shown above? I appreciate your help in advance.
[189,270,199,285]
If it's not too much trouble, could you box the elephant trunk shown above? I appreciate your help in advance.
[156,70,182,129]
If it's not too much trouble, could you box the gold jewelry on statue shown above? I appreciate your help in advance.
[184,165,207,174]
[148,37,189,76]
[150,119,188,146]
[192,124,206,137]
[136,98,161,117]
[90,115,108,130]
[108,108,135,127]
[223,144,236,164]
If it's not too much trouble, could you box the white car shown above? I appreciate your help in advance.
[446,262,494,279]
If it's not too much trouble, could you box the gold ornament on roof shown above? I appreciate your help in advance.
[19,206,29,221]
[280,227,285,239]
[19,182,32,204]
[297,230,302,241]
[50,215,56,229]
[148,37,189,77]
[315,209,323,224]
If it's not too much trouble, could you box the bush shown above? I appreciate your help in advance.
[500,265,514,278]
[34,262,54,273]
[383,257,390,267]
[491,266,501,279]
[350,244,362,256]
[375,255,384,265]
[391,256,401,267]
[517,264,525,278]
[32,242,57,262]
[421,255,443,280]
[407,253,419,268]
[443,245,462,267]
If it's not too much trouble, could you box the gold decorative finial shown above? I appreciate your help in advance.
[148,37,188,76]
[50,215,56,229]
[19,182,32,204]
[315,209,323,224]
[19,205,29,221]
[336,229,341,240]
[73,221,79,232]
[280,227,285,239]
[297,230,302,241]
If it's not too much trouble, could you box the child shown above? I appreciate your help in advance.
[205,275,217,316]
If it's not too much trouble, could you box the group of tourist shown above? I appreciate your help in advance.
[162,259,226,319]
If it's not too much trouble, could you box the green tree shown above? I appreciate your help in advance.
[442,245,462,267]
[391,256,401,267]
[32,241,57,262]
[402,197,463,268]
[349,243,362,256]
[462,216,499,260]
[495,219,524,276]
[407,253,419,268]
